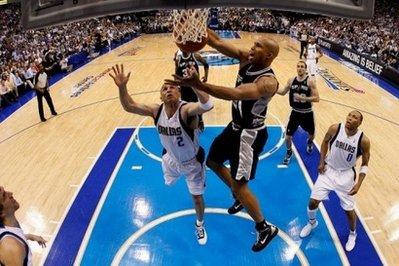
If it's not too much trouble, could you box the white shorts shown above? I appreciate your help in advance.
[311,164,356,211]
[306,59,318,76]
[162,153,205,196]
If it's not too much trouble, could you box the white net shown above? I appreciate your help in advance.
[172,9,209,44]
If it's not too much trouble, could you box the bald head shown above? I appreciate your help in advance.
[260,38,280,59]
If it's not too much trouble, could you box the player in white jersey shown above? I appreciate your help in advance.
[0,186,47,266]
[109,64,213,245]
[304,37,323,76]
[299,110,371,252]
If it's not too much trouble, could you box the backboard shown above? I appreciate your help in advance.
[21,0,375,29]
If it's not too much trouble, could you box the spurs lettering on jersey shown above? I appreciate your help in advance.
[326,123,363,170]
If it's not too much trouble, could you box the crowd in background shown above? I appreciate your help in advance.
[291,0,399,69]
[1,1,398,109]
[0,4,139,108]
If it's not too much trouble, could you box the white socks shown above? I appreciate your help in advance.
[196,220,204,227]
[307,207,318,224]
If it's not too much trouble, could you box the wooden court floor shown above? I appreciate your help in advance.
[0,33,398,265]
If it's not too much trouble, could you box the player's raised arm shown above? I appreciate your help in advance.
[194,53,209,82]
[206,29,249,62]
[109,64,159,118]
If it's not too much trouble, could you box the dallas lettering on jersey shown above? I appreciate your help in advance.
[158,125,182,136]
[335,140,356,153]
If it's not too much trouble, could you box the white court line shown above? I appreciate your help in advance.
[371,230,382,235]
[74,127,138,265]
[131,165,143,170]
[111,208,309,266]
[312,142,388,265]
[277,164,288,168]
[40,128,120,265]
[291,144,350,266]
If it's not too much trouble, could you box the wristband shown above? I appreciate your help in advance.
[359,165,368,175]
[199,99,213,111]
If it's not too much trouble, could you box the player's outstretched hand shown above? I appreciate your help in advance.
[109,64,131,88]
[26,234,47,248]
[165,66,201,88]
[348,183,360,196]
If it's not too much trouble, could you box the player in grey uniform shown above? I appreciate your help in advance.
[166,29,280,252]
[109,64,213,245]
[277,60,319,165]
[0,186,47,266]
[299,110,371,252]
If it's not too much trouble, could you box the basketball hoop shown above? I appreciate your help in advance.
[172,9,209,52]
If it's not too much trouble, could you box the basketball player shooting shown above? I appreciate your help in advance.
[109,64,214,245]
[166,28,280,252]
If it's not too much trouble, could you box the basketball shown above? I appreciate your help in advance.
[175,35,208,53]
[172,9,209,53]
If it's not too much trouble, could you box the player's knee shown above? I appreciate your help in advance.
[285,135,292,142]
[309,198,320,209]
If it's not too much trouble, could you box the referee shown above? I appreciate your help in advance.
[34,63,57,122]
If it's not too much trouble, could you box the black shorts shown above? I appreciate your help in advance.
[207,122,268,182]
[286,110,315,136]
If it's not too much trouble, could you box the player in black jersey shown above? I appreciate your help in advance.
[174,50,209,131]
[166,29,280,252]
[277,60,319,165]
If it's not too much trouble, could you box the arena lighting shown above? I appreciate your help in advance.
[21,0,374,29]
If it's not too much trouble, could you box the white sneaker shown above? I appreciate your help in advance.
[196,224,207,245]
[300,220,318,238]
[345,232,357,251]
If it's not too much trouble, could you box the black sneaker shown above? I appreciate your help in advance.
[282,152,292,165]
[227,200,244,214]
[252,225,279,252]
[40,117,47,122]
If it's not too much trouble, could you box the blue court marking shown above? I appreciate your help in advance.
[293,128,384,266]
[43,128,134,266]
[74,126,342,265]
